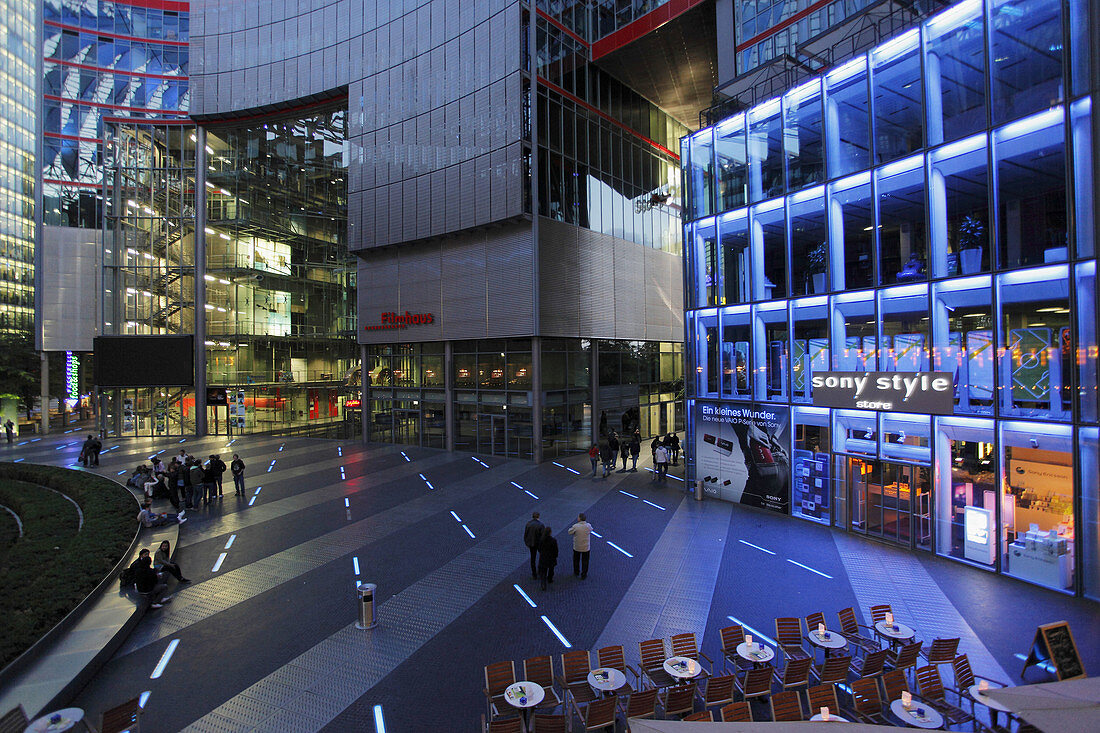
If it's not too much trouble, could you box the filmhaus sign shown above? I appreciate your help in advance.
[811,371,954,415]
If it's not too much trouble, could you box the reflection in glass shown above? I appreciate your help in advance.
[789,189,828,296]
[784,80,824,191]
[834,294,877,371]
[755,203,787,300]
[872,31,923,164]
[759,305,789,401]
[933,277,995,414]
[924,0,987,146]
[830,176,875,291]
[990,0,1064,124]
[722,308,752,399]
[999,267,1071,419]
[792,299,830,403]
[826,57,871,177]
[688,131,715,219]
[749,101,784,202]
[716,115,748,212]
[720,211,751,305]
[929,135,989,277]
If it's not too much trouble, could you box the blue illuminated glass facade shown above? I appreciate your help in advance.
[42,0,190,227]
[683,0,1099,597]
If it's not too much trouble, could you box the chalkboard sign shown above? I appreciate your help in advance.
[1021,621,1086,680]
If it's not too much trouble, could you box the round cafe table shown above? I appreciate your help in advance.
[735,641,775,666]
[504,681,545,728]
[807,629,848,657]
[663,655,702,681]
[876,620,916,646]
[969,684,1010,728]
[25,708,87,733]
[890,699,944,729]
[810,713,850,722]
[588,667,627,695]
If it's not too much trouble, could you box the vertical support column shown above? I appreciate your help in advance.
[532,336,543,463]
[444,341,454,452]
[193,127,208,436]
[590,341,600,443]
[39,352,49,435]
[360,343,369,445]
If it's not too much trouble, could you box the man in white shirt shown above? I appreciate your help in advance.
[568,513,593,579]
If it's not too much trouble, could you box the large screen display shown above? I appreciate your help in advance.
[94,335,194,387]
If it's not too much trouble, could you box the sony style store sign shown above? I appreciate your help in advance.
[811,371,954,415]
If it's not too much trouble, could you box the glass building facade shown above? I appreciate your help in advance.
[101,102,356,437]
[0,0,37,335]
[683,0,1099,597]
[42,0,189,228]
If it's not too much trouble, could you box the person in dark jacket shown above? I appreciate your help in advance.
[599,442,614,478]
[669,433,681,466]
[231,453,246,496]
[523,512,544,580]
[538,526,558,591]
[608,431,620,460]
[132,549,171,608]
[629,432,641,472]
[164,462,181,512]
[210,454,227,497]
[650,436,661,464]
[203,459,219,504]
[619,439,630,472]
[154,540,190,583]
[188,459,205,506]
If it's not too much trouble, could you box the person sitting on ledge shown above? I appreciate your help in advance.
[154,539,190,583]
[137,499,185,528]
[131,549,172,609]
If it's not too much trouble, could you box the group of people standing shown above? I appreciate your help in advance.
[128,450,246,512]
[587,431,681,479]
[523,512,594,590]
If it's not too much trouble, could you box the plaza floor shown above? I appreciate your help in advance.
[5,429,1099,732]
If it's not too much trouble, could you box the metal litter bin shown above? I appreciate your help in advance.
[356,582,378,629]
[695,479,704,501]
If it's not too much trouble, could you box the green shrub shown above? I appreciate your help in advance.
[0,464,136,669]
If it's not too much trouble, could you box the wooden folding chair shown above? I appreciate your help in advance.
[596,645,635,695]
[719,624,746,672]
[813,653,851,685]
[558,650,598,707]
[775,617,811,663]
[915,664,975,729]
[720,701,753,722]
[850,678,889,724]
[484,660,518,720]
[101,698,142,733]
[670,632,713,679]
[770,690,804,721]
[736,665,774,702]
[638,638,678,690]
[524,654,563,710]
[660,684,696,719]
[683,711,713,721]
[808,683,840,715]
[837,607,879,653]
[0,706,29,733]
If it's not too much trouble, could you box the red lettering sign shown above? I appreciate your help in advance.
[364,311,435,331]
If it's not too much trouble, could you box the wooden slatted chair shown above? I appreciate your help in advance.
[915,664,976,729]
[480,714,522,733]
[101,698,142,733]
[618,688,658,728]
[696,673,736,711]
[484,661,517,720]
[806,611,827,635]
[813,653,851,685]
[638,638,678,690]
[851,647,888,680]
[775,617,811,663]
[837,607,879,653]
[868,604,893,625]
[683,711,713,721]
[887,640,923,676]
[952,653,1009,713]
[530,713,567,733]
[849,678,889,725]
[720,701,753,722]
[735,665,774,703]
[0,706,29,733]
[920,637,961,667]
[773,656,813,697]
[670,632,713,679]
[660,684,696,719]
[595,645,635,695]
[882,668,910,703]
[558,650,598,707]
[770,690,804,721]
[718,624,746,672]
[573,696,616,732]
[524,655,563,710]
[808,683,840,715]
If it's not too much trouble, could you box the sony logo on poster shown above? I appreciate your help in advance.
[811,371,955,414]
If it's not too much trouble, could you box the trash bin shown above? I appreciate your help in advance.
[695,479,704,501]
[356,582,378,629]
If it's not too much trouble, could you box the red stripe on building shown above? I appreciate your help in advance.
[109,0,189,11]
[735,0,833,52]
[45,19,189,47]
[536,9,590,49]
[43,179,104,188]
[538,77,679,161]
[45,131,103,144]
[46,57,188,81]
[102,116,193,125]
[591,0,706,59]
[45,94,189,115]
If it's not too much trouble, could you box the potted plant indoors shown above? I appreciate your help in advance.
[958,215,984,274]
[808,242,828,293]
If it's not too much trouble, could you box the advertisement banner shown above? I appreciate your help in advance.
[694,401,791,513]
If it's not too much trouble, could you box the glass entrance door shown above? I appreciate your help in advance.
[848,456,930,549]
[394,408,420,446]
[477,414,506,455]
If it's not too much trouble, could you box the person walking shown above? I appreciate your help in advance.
[91,435,101,466]
[231,453,246,496]
[650,435,660,465]
[569,513,593,579]
[669,433,681,466]
[588,444,599,477]
[154,540,191,583]
[619,439,630,472]
[537,526,558,591]
[608,431,620,462]
[629,432,640,471]
[654,443,670,480]
[4,419,14,443]
[599,442,614,478]
[523,511,544,580]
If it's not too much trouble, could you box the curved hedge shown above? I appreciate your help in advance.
[0,464,136,669]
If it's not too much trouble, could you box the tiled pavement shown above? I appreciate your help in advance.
[4,430,1099,732]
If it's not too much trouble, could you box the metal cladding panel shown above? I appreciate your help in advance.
[538,219,684,342]
[39,226,100,353]
[357,221,534,344]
